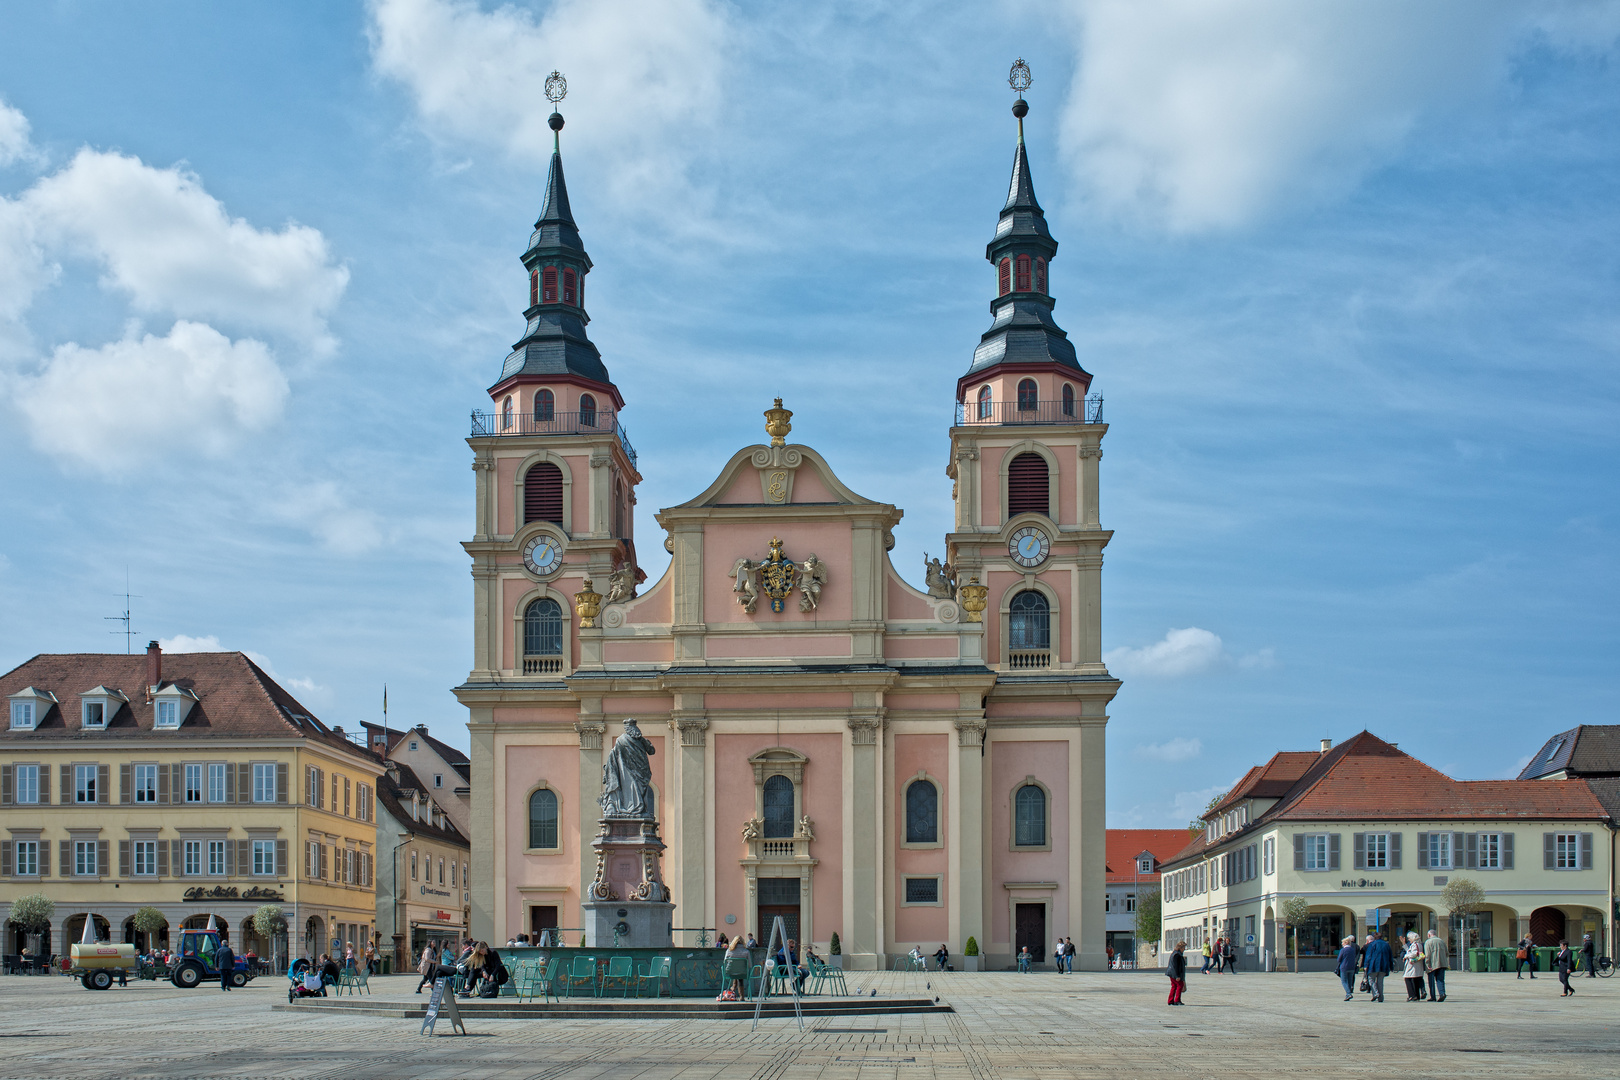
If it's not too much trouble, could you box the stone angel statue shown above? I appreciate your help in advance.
[797,553,828,613]
[605,565,636,604]
[795,815,816,842]
[732,557,759,614]
[924,553,957,599]
[740,816,764,842]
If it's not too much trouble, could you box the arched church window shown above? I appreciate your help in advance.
[998,258,1011,296]
[1007,452,1048,516]
[1061,383,1075,417]
[1017,379,1038,410]
[905,779,938,844]
[524,598,563,657]
[1035,257,1046,294]
[528,788,559,849]
[523,463,564,525]
[1009,590,1050,651]
[1014,784,1046,847]
[534,388,555,423]
[579,394,597,427]
[762,775,794,838]
[562,267,576,304]
[977,385,993,420]
[501,396,514,430]
[542,267,558,303]
[530,269,539,307]
[1015,255,1031,292]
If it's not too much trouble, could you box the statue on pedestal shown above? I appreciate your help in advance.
[600,719,656,818]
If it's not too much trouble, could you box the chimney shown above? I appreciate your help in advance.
[146,640,162,691]
[1319,738,1332,753]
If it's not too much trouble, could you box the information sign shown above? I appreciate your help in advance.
[421,976,466,1036]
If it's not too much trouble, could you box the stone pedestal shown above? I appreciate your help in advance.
[584,815,673,948]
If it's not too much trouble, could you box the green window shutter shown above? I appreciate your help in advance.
[172,763,183,803]
[1543,833,1556,870]
[237,840,250,875]
[1292,834,1303,870]
[1328,833,1340,871]
[119,764,132,804]
[1452,832,1466,868]
[1581,832,1593,870]
[157,839,168,877]
[1465,833,1478,869]
[98,765,109,804]
[1502,832,1514,869]
[157,764,170,804]
[1,764,12,805]
[1417,832,1429,869]
[225,763,235,803]
[58,765,71,804]
[58,840,71,876]
[38,840,48,877]
[97,840,109,876]
[171,839,183,876]
[38,765,48,804]
[276,763,289,805]
[1388,832,1402,869]
[1,840,12,876]
[119,840,130,878]
[237,764,251,804]
[1353,833,1365,870]
[276,839,288,878]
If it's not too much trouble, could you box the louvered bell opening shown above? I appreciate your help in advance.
[524,463,564,525]
[1007,452,1049,516]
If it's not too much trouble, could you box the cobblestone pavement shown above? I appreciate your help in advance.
[0,968,1611,1079]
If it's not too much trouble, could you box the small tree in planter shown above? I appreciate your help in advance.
[828,932,843,968]
[132,906,166,951]
[11,893,52,955]
[1440,877,1485,972]
[1280,895,1312,973]
[963,936,980,972]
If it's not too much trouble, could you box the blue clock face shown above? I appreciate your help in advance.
[1009,526,1049,568]
[523,536,560,576]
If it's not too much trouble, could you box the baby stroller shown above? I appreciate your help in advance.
[287,958,327,1003]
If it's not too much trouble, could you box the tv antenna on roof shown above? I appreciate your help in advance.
[105,569,142,653]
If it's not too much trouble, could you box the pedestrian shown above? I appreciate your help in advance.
[1401,932,1427,1002]
[216,938,236,992]
[343,942,356,971]
[1166,941,1187,1005]
[1515,934,1537,979]
[1222,939,1237,973]
[415,945,438,994]
[1066,937,1077,972]
[1422,929,1448,1002]
[365,941,376,975]
[1362,934,1390,1000]
[1580,933,1596,978]
[1556,939,1575,996]
[1106,943,1115,969]
[1336,936,1358,1001]
[1200,939,1213,974]
[746,932,758,949]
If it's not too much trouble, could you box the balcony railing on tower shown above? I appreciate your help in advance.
[955,395,1103,426]
[471,408,638,469]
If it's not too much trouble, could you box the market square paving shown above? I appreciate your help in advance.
[0,969,1611,1079]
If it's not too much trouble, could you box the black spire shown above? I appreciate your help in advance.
[494,106,614,391]
[963,94,1086,380]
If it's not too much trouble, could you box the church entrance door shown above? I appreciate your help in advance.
[1015,903,1047,962]
[758,877,801,945]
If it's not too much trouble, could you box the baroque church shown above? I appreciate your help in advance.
[456,87,1119,971]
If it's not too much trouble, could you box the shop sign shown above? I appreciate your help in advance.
[434,911,453,921]
[1339,879,1384,889]
[183,885,284,902]
[420,885,453,898]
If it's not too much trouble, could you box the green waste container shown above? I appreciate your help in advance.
[1467,948,1486,973]
[1537,946,1557,971]
[381,957,392,975]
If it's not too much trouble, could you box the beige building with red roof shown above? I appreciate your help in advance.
[0,643,384,969]
[1158,732,1612,972]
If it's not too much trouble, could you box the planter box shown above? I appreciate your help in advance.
[963,956,979,972]
[828,955,844,969]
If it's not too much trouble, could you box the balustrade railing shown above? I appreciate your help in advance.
[955,396,1103,426]
[522,656,564,675]
[1007,650,1052,670]
[471,409,638,468]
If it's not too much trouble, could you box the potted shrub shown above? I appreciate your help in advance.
[963,936,979,972]
[828,932,843,969]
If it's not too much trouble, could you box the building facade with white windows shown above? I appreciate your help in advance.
[1157,732,1611,971]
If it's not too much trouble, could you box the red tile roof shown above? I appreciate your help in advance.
[0,650,379,767]
[1162,731,1607,870]
[1105,829,1191,883]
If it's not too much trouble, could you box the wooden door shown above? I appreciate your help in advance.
[1015,903,1046,962]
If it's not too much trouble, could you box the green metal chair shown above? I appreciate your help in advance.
[600,955,635,997]
[721,956,751,1001]
[511,959,539,1001]
[821,961,850,996]
[563,955,598,998]
[539,957,565,1003]
[748,962,772,999]
[636,955,671,997]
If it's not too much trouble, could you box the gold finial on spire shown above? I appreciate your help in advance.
[764,398,793,447]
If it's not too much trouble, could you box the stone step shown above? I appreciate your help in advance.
[271,996,950,1021]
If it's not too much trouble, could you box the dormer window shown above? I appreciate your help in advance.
[151,684,198,730]
[83,703,105,729]
[79,686,126,730]
[1137,856,1153,874]
[8,688,55,731]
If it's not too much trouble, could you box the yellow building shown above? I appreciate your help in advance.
[0,643,383,967]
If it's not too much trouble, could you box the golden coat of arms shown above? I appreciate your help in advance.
[757,537,798,613]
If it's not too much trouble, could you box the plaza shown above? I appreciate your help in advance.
[0,969,1610,1078]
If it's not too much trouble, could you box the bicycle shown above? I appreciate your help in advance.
[1596,955,1614,978]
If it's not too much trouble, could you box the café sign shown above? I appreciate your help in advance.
[1339,879,1385,889]
[183,885,284,902]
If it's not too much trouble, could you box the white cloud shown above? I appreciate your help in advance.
[367,0,730,208]
[1172,782,1236,825]
[1107,627,1226,678]
[270,479,385,555]
[22,148,348,348]
[0,98,38,169]
[1137,737,1203,762]
[157,634,225,652]
[1056,0,1620,232]
[8,321,289,472]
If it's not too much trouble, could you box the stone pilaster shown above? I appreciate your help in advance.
[575,717,605,928]
[951,717,987,958]
[846,715,882,969]
[670,713,709,940]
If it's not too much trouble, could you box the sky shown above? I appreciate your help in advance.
[0,1,1616,829]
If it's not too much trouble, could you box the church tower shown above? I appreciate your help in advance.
[946,62,1117,968]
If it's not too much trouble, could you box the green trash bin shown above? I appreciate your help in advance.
[381,957,392,975]
[1537,946,1557,972]
[1467,948,1486,973]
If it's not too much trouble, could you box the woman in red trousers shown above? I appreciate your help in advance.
[1167,942,1188,1004]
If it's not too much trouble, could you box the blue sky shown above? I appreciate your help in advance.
[0,1,1615,828]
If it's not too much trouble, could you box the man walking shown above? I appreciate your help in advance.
[216,939,236,993]
[1423,929,1448,1002]
[1363,933,1392,1002]
[1336,936,1359,1001]
[1580,933,1596,978]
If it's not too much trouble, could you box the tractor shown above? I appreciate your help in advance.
[168,928,254,989]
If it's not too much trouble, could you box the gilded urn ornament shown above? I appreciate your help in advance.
[958,575,989,623]
[763,397,793,448]
[757,537,799,613]
[574,577,603,628]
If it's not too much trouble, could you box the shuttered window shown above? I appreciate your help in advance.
[524,463,564,525]
[1007,452,1048,516]
[529,269,539,307]
[562,267,576,304]
[998,258,1011,296]
[541,266,558,302]
[1015,255,1031,292]
[1035,257,1046,294]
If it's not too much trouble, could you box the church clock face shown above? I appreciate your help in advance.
[1009,526,1050,568]
[523,535,561,577]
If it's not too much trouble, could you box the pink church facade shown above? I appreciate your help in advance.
[457,91,1119,970]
